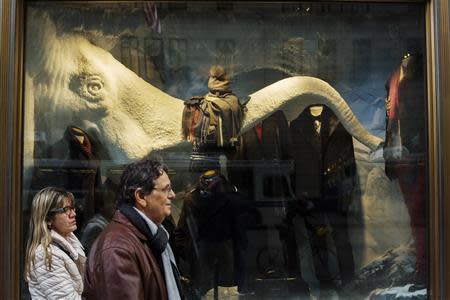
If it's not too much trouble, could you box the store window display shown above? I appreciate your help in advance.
[289,105,357,297]
[21,2,428,299]
[28,126,104,235]
[384,51,427,286]
[80,179,117,254]
[183,65,244,172]
[174,170,254,298]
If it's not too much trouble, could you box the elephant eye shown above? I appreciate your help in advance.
[87,80,103,94]
[71,74,105,101]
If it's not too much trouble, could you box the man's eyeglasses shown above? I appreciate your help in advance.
[50,205,76,215]
[153,185,174,195]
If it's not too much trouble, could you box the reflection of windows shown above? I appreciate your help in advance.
[168,2,187,11]
[352,39,371,84]
[281,38,304,75]
[217,2,233,11]
[120,36,166,84]
[350,3,371,14]
[168,38,187,69]
[120,36,139,75]
[406,38,423,55]
[317,39,337,83]
[144,38,164,83]
[320,3,332,13]
[145,37,163,57]
[282,3,296,13]
[263,175,290,198]
[216,39,235,71]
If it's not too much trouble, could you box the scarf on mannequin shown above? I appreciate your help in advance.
[207,65,231,95]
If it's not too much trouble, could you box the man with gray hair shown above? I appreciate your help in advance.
[83,159,183,300]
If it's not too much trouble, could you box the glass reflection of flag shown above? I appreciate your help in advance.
[144,2,161,34]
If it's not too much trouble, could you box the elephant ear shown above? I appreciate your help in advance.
[24,10,53,169]
[25,9,60,77]
[241,76,383,151]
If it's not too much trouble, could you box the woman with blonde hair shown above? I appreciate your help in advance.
[24,187,86,299]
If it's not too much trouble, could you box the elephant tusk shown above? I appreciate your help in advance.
[242,76,384,151]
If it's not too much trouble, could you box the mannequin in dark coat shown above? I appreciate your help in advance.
[174,171,252,297]
[290,105,356,289]
[228,110,292,199]
[228,110,306,288]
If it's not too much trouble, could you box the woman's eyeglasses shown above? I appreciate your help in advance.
[50,205,76,215]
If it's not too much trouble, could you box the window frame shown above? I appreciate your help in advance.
[1,0,449,298]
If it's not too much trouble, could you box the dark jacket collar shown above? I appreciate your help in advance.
[111,210,148,241]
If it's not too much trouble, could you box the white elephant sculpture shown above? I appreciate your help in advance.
[24,10,382,165]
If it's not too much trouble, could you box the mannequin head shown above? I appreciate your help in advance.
[400,50,423,79]
[309,105,324,117]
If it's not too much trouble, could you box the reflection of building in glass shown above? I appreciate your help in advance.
[144,37,164,85]
[105,1,426,109]
[217,2,233,11]
[167,1,187,11]
[318,39,337,83]
[168,38,187,69]
[281,38,305,75]
[120,36,139,74]
[119,36,164,87]
[352,39,371,84]
[216,39,235,74]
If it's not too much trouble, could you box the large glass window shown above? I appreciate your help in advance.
[22,2,428,299]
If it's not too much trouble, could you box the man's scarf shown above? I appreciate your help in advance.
[119,204,168,255]
[118,204,184,299]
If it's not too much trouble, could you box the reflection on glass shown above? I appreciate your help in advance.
[22,2,427,299]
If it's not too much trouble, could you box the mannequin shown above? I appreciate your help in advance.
[309,105,324,116]
[384,51,426,285]
[290,105,356,293]
[185,65,243,173]
[70,127,85,144]
[29,126,104,234]
[310,105,324,136]
[229,110,292,198]
[227,110,300,293]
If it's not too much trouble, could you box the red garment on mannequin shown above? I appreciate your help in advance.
[395,163,427,275]
[387,68,401,120]
[384,56,427,279]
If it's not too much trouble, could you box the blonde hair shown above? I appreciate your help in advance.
[24,187,74,280]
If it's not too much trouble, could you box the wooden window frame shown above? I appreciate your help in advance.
[0,1,449,299]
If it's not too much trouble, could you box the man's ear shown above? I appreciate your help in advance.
[134,188,147,208]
